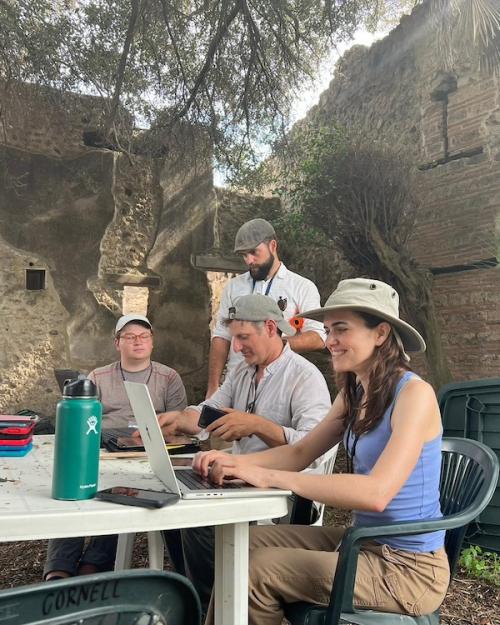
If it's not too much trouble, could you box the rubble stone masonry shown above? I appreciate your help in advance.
[304,2,500,382]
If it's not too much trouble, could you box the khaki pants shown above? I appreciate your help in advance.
[205,524,449,625]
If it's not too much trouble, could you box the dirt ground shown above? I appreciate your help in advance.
[0,534,497,624]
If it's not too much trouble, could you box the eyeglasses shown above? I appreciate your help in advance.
[119,332,153,343]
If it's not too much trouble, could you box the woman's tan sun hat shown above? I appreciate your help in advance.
[298,278,426,353]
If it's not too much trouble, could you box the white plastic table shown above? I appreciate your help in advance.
[0,436,288,625]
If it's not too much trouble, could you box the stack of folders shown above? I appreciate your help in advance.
[0,416,36,456]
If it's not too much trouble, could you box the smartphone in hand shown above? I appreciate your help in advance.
[95,487,180,508]
[198,405,227,429]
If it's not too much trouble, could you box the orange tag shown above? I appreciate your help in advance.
[290,316,304,331]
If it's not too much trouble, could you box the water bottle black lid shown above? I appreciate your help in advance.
[62,375,97,398]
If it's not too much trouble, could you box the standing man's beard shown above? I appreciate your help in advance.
[249,253,275,281]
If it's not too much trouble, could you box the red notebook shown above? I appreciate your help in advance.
[0,416,36,439]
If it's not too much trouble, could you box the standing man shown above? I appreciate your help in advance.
[43,313,187,581]
[158,294,332,610]
[207,218,325,397]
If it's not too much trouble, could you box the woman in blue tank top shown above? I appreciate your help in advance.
[197,278,450,625]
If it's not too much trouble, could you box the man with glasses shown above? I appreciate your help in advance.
[159,294,331,611]
[43,314,187,581]
[206,218,326,398]
[87,314,186,429]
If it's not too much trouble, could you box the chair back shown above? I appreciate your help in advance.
[0,569,201,625]
[440,438,499,574]
[438,379,500,553]
[54,368,81,393]
[290,445,339,525]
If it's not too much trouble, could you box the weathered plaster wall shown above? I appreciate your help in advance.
[0,238,69,412]
[148,149,215,401]
[0,81,123,158]
[0,146,117,376]
[0,85,215,415]
[303,3,500,381]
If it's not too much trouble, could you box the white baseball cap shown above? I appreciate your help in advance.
[115,314,152,334]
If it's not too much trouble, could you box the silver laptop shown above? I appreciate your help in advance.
[124,381,292,500]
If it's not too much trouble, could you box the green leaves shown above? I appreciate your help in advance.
[0,0,410,172]
[428,0,500,75]
[460,545,500,586]
[274,118,419,278]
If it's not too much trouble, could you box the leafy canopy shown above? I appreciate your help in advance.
[280,122,419,274]
[0,0,410,173]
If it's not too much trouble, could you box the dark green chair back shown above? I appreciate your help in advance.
[438,378,500,552]
[0,569,201,625]
[285,437,499,625]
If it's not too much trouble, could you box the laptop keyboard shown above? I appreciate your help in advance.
[176,469,242,490]
[101,427,136,440]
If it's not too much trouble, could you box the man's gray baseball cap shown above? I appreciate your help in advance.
[234,218,276,253]
[225,294,296,336]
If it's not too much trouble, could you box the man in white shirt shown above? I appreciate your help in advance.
[206,218,326,397]
[159,294,331,611]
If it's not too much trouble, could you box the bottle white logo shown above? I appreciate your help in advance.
[86,416,98,435]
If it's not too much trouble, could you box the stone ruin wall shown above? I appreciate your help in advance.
[0,81,120,158]
[305,3,500,382]
[0,83,215,416]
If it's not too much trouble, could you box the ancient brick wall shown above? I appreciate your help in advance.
[433,268,500,379]
[302,3,500,383]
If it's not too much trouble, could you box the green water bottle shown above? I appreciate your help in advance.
[52,376,102,500]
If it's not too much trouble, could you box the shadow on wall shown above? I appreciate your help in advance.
[0,147,117,415]
[148,157,216,404]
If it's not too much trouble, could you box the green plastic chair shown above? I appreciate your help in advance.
[284,437,499,625]
[438,378,500,552]
[0,569,201,625]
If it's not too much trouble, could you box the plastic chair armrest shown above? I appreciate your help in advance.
[325,512,472,625]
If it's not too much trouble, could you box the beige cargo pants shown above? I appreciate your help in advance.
[205,524,449,625]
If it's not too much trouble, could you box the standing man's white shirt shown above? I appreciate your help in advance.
[213,263,326,373]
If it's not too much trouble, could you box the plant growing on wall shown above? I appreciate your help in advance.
[281,123,452,388]
[428,0,500,75]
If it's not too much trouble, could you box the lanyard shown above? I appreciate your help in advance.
[245,369,270,414]
[245,370,258,413]
[251,262,281,296]
[120,362,153,386]
[345,419,360,474]
[252,276,275,296]
[345,385,364,473]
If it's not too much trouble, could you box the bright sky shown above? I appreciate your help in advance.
[290,29,388,123]
[215,29,388,186]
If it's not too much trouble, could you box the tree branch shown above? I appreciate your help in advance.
[103,0,142,137]
[171,0,244,123]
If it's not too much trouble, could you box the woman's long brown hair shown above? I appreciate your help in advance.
[337,312,412,436]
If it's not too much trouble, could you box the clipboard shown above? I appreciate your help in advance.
[102,434,200,455]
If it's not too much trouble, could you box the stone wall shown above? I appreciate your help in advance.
[0,238,69,412]
[0,84,216,415]
[0,81,125,158]
[301,3,500,382]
